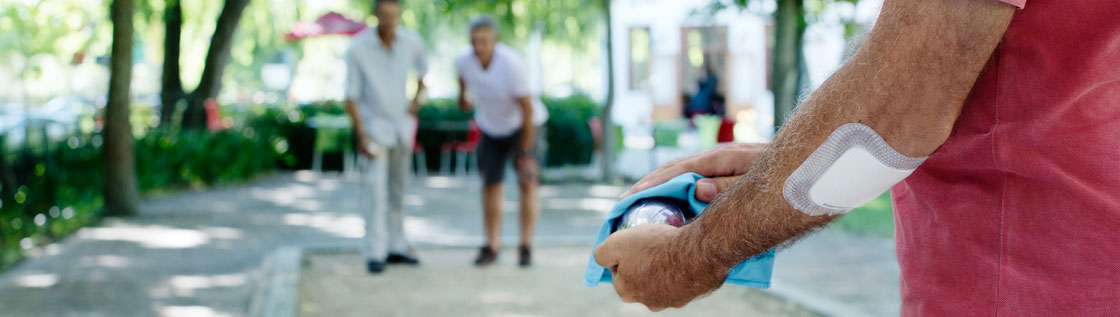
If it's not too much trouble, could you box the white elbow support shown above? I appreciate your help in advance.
[783,123,928,216]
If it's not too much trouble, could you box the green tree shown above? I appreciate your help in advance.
[104,0,139,216]
[159,0,252,129]
[709,0,858,130]
[601,0,617,182]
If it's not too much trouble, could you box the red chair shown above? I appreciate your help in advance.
[717,118,736,144]
[440,121,481,176]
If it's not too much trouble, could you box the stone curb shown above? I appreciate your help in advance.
[248,247,301,317]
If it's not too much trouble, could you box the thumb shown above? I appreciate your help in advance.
[593,237,621,273]
[695,176,740,203]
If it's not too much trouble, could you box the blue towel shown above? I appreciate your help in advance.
[584,173,776,289]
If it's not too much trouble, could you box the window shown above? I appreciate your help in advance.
[628,27,651,91]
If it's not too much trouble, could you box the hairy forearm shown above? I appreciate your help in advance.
[518,96,534,151]
[458,77,471,112]
[676,0,1014,271]
[345,99,365,138]
[413,78,426,103]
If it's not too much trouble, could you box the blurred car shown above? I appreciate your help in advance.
[0,96,97,150]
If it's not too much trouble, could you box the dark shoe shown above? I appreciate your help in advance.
[387,253,420,266]
[518,245,532,267]
[367,260,385,274]
[474,246,498,266]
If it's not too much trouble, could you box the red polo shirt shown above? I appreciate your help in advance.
[892,0,1120,315]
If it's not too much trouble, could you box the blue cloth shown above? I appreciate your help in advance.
[584,173,776,289]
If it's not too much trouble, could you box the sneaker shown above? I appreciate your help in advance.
[367,260,385,274]
[518,245,532,267]
[474,246,498,267]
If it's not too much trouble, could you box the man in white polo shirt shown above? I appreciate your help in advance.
[343,0,427,274]
[456,16,549,267]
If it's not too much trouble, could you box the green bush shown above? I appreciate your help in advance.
[542,94,600,167]
[0,135,103,268]
[0,105,292,271]
[414,95,601,169]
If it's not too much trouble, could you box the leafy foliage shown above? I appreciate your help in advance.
[350,0,606,49]
[414,95,601,168]
[0,104,292,271]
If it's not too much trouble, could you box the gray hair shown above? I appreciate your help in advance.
[469,15,499,34]
[374,0,400,7]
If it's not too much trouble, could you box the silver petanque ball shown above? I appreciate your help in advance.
[617,198,688,231]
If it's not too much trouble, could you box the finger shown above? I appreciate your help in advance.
[695,176,740,203]
[593,237,621,271]
[619,166,684,199]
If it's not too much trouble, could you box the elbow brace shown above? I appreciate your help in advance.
[783,123,928,216]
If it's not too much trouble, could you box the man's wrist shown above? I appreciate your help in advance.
[669,225,733,288]
[677,212,746,272]
[516,149,534,158]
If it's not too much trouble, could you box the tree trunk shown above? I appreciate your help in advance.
[0,139,16,203]
[600,0,618,183]
[182,0,251,129]
[104,0,139,216]
[160,0,184,126]
[771,0,805,130]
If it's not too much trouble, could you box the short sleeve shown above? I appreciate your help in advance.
[412,36,429,78]
[344,46,362,101]
[999,0,1024,9]
[508,52,531,98]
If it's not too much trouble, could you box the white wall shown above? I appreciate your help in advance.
[609,0,774,139]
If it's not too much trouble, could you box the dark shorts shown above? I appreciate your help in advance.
[477,126,546,186]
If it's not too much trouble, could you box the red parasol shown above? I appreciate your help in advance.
[285,12,369,42]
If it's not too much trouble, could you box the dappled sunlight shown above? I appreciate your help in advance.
[422,176,469,189]
[542,198,616,213]
[281,212,363,238]
[198,227,243,240]
[249,183,328,212]
[293,170,320,183]
[404,194,426,207]
[250,183,318,202]
[78,255,131,269]
[585,185,627,198]
[316,178,342,191]
[207,201,239,213]
[166,273,248,297]
[404,217,474,246]
[78,225,210,249]
[13,273,58,288]
[538,184,627,199]
[480,291,536,306]
[159,305,232,317]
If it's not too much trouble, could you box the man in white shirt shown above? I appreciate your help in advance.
[343,0,427,274]
[456,16,549,267]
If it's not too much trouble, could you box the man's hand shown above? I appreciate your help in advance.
[458,77,474,112]
[408,99,422,116]
[458,96,474,112]
[593,224,728,311]
[356,135,382,159]
[621,143,768,202]
[515,154,539,182]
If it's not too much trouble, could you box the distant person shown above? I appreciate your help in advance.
[456,16,549,267]
[343,0,427,274]
[685,62,722,117]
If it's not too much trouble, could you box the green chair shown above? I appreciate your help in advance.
[308,115,353,175]
[693,115,723,150]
